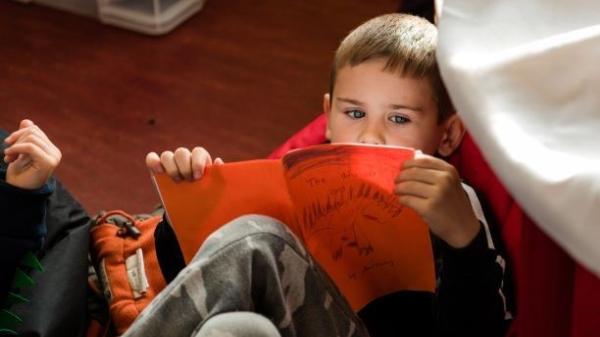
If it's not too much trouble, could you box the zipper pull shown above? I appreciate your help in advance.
[118,220,141,239]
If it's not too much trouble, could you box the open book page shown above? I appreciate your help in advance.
[282,144,435,310]
[153,159,295,261]
[153,144,435,311]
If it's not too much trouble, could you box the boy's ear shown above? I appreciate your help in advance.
[323,93,332,141]
[437,114,466,157]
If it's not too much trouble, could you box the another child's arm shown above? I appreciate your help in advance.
[1,120,60,300]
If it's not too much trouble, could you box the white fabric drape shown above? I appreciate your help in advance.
[437,0,600,276]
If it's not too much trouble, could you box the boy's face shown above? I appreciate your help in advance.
[325,58,456,156]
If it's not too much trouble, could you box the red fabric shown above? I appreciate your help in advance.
[269,113,600,337]
[268,115,328,159]
[571,264,600,337]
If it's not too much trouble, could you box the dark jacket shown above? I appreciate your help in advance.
[0,160,53,303]
[1,129,91,337]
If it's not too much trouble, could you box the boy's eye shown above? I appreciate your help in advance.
[389,115,410,124]
[346,109,366,119]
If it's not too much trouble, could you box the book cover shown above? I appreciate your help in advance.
[153,143,435,310]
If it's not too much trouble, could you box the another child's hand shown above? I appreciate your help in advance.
[3,119,62,190]
[145,147,224,182]
[394,153,480,248]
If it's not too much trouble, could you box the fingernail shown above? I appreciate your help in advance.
[193,170,202,180]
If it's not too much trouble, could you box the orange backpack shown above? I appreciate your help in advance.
[88,210,167,336]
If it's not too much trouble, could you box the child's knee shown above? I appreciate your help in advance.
[196,214,306,260]
[195,312,281,337]
[226,214,291,237]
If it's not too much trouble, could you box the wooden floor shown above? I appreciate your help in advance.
[0,0,397,213]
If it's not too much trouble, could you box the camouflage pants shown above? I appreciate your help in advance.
[123,215,370,337]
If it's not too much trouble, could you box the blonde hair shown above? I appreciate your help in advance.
[329,13,453,121]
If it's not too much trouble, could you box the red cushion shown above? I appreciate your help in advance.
[269,113,600,337]
[268,114,328,160]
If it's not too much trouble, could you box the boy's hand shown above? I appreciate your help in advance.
[394,153,480,248]
[146,147,224,182]
[3,119,62,190]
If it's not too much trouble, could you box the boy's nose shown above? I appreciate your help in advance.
[358,126,385,145]
[359,137,382,145]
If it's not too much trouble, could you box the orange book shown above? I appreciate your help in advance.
[153,143,435,311]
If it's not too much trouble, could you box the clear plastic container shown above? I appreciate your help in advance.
[97,0,206,35]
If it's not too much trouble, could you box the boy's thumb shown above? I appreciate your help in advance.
[214,157,225,166]
[20,119,34,129]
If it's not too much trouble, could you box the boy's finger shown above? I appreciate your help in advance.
[9,153,33,170]
[403,155,451,171]
[191,147,212,180]
[394,180,435,199]
[15,133,56,159]
[4,142,53,167]
[4,127,30,145]
[145,152,164,174]
[214,157,224,166]
[174,148,193,181]
[4,124,50,146]
[4,153,18,163]
[159,151,182,182]
[397,194,428,216]
[24,132,60,161]
[26,124,53,145]
[19,119,35,129]
[395,167,440,185]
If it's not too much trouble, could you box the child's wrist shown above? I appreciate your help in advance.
[442,217,481,249]
[6,177,46,190]
[1,172,54,195]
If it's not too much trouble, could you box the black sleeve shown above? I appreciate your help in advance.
[12,175,91,337]
[433,217,514,337]
[0,129,54,303]
[154,215,186,283]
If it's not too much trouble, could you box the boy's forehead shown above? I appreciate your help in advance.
[336,58,428,85]
[334,60,437,105]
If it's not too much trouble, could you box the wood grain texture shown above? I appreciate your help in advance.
[0,0,397,213]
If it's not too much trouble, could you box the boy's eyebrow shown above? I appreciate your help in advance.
[337,97,365,106]
[389,103,423,113]
[337,97,423,113]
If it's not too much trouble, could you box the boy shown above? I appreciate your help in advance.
[134,14,513,337]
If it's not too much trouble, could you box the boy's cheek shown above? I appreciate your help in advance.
[327,123,356,144]
[385,135,426,152]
